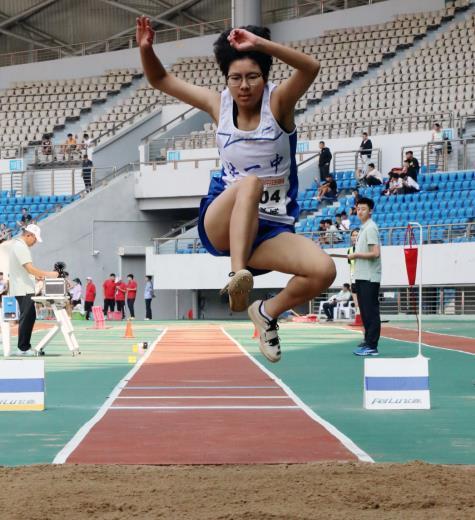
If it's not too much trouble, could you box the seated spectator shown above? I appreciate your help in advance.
[383,172,402,196]
[317,173,337,201]
[55,203,62,212]
[322,219,342,245]
[41,134,52,156]
[16,207,33,228]
[340,211,351,230]
[405,151,420,181]
[322,283,352,321]
[358,163,383,186]
[61,133,77,155]
[400,173,420,194]
[0,223,11,243]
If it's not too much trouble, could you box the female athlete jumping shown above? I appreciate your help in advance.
[137,18,336,362]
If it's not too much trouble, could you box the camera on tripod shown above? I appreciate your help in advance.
[43,261,68,297]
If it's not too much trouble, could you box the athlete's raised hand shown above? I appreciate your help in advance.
[136,16,154,49]
[227,28,260,52]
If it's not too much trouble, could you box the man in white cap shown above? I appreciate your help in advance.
[7,224,58,355]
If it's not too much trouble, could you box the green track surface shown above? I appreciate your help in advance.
[0,321,160,466]
[226,323,475,464]
[391,318,475,339]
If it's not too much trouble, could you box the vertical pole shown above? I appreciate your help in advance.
[409,221,422,356]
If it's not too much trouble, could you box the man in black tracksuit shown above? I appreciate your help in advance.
[318,141,332,183]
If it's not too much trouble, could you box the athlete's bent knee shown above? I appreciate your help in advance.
[237,175,264,196]
[308,256,336,290]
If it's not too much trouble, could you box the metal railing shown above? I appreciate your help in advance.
[262,0,387,24]
[312,285,475,316]
[333,148,381,174]
[401,138,475,173]
[152,223,475,255]
[0,18,231,68]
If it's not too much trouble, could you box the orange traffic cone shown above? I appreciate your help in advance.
[251,327,259,339]
[350,313,363,327]
[123,319,135,338]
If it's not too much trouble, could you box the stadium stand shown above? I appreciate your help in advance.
[306,2,474,137]
[0,68,141,161]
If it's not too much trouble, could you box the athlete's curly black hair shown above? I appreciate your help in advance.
[213,25,273,80]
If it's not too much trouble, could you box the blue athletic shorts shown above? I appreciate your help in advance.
[198,193,295,276]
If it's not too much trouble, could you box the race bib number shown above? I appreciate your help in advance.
[259,177,288,217]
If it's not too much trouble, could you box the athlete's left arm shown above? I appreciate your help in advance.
[228,29,319,128]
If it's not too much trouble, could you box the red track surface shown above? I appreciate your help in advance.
[66,326,358,464]
[380,325,475,354]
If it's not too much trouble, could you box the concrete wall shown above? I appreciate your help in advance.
[147,242,475,291]
[0,171,175,318]
[0,0,444,89]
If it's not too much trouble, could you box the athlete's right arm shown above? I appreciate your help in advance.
[137,16,220,123]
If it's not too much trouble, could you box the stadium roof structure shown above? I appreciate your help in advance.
[0,0,230,55]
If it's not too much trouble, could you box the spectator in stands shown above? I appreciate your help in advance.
[16,208,32,229]
[359,132,373,171]
[126,274,137,320]
[322,283,352,321]
[84,276,96,320]
[321,219,341,245]
[400,172,420,194]
[349,188,361,215]
[70,278,82,308]
[144,275,154,320]
[102,273,116,317]
[341,211,351,231]
[82,155,93,193]
[115,277,127,319]
[334,213,344,231]
[80,133,92,158]
[55,203,62,213]
[41,134,52,156]
[358,163,383,186]
[0,223,11,243]
[61,133,77,156]
[317,173,337,201]
[405,151,420,181]
[431,123,444,170]
[383,172,402,196]
[348,197,381,356]
[317,141,332,183]
[137,18,336,362]
[7,224,59,355]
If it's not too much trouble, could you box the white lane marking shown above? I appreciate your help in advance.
[52,328,168,464]
[221,327,374,463]
[124,385,281,389]
[386,324,475,342]
[330,324,475,356]
[110,405,299,410]
[115,395,291,399]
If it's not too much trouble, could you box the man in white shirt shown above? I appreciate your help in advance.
[401,173,420,194]
[359,163,383,186]
[7,225,58,355]
[322,283,352,321]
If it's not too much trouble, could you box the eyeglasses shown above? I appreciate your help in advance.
[226,72,263,87]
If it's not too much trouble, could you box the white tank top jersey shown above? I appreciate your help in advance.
[212,82,299,225]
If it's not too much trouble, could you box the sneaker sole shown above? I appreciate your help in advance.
[248,303,281,363]
[226,270,253,312]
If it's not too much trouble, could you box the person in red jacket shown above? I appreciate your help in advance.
[126,273,137,320]
[84,276,96,320]
[102,273,116,317]
[115,277,127,319]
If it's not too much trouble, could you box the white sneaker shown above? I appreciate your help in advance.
[221,269,254,312]
[14,349,36,357]
[248,300,281,363]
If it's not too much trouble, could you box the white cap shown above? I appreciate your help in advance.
[86,276,92,280]
[24,224,42,243]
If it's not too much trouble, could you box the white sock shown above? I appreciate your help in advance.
[259,301,274,321]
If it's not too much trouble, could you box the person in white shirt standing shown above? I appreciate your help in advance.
[7,225,58,355]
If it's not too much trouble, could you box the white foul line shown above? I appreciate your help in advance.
[110,405,299,410]
[220,327,374,463]
[115,395,291,399]
[124,385,281,389]
[52,328,168,464]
